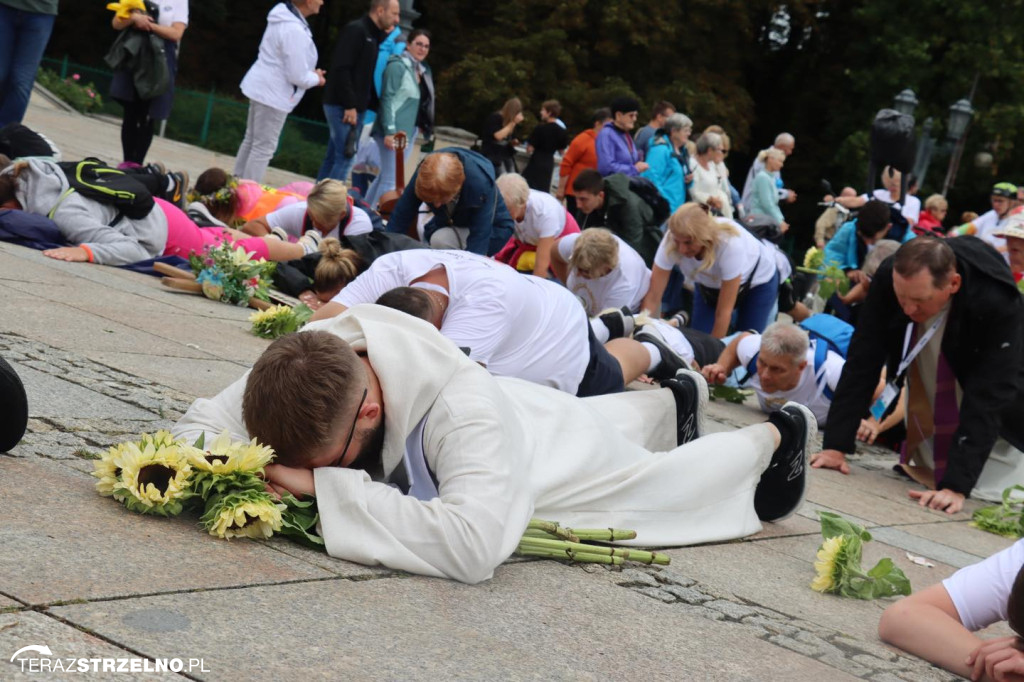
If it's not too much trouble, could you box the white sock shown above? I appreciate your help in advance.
[641,342,662,373]
[590,318,611,344]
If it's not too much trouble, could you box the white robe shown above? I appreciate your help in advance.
[172,305,776,584]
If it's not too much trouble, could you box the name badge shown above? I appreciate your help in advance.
[870,382,900,421]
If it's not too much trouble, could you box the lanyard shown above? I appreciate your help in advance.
[896,311,948,380]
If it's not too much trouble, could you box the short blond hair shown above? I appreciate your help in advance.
[570,229,619,273]
[664,202,739,273]
[757,147,785,164]
[415,152,465,205]
[496,173,530,210]
[307,179,349,226]
[924,193,948,212]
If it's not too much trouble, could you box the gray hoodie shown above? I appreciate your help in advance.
[7,158,168,266]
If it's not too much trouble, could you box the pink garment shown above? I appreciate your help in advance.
[157,198,270,260]
[494,210,581,269]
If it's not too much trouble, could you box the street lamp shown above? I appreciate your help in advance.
[946,98,974,142]
[942,98,976,196]
[893,89,919,116]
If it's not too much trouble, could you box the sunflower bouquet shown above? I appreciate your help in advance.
[93,430,322,547]
[188,242,275,307]
[810,511,911,599]
[249,304,313,339]
[798,247,850,300]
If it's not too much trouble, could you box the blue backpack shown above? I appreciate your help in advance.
[741,314,854,400]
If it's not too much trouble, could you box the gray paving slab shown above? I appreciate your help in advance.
[12,361,157,421]
[865,527,986,570]
[0,595,24,610]
[745,511,821,541]
[0,458,335,605]
[660,541,892,642]
[1,611,186,681]
[82,352,247,400]
[898,520,1017,561]
[51,561,858,682]
[806,475,972,526]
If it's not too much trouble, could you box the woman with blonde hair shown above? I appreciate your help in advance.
[748,147,788,232]
[311,237,365,302]
[240,178,373,241]
[641,202,779,338]
[549,228,651,316]
[481,96,524,176]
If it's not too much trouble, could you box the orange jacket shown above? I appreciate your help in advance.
[559,129,598,197]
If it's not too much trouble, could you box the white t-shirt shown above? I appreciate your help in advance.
[972,209,1011,260]
[332,250,590,393]
[647,319,695,367]
[514,190,566,245]
[265,201,373,241]
[943,538,1024,632]
[860,189,918,226]
[736,334,844,427]
[558,233,651,316]
[154,0,189,26]
[654,218,777,289]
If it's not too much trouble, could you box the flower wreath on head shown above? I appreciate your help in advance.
[186,175,241,207]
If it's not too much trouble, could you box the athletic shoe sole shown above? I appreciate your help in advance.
[635,325,688,381]
[662,367,709,444]
[755,401,817,522]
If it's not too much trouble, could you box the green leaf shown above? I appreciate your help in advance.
[819,511,872,542]
[193,432,205,449]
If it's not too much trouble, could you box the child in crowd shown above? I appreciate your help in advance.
[879,539,1024,681]
[916,194,948,236]
[0,158,315,266]
[240,179,373,242]
[188,167,312,227]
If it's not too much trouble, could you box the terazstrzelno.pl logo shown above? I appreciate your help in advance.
[10,644,210,674]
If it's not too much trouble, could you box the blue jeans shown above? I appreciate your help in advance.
[0,6,56,127]
[317,105,364,182]
[691,269,780,336]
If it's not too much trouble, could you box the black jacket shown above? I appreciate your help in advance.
[823,236,1024,495]
[322,15,386,111]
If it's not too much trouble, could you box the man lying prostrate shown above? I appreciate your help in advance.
[702,321,862,428]
[310,250,692,396]
[171,305,816,583]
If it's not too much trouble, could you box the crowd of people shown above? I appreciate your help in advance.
[3,1,1024,677]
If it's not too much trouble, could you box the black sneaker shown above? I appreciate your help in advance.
[597,306,635,340]
[660,368,708,445]
[143,161,167,176]
[634,323,689,381]
[754,402,817,522]
[169,170,189,209]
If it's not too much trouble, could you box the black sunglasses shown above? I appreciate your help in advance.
[333,387,368,467]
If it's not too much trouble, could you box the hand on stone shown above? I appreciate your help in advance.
[908,488,964,515]
[700,363,728,385]
[809,449,850,474]
[43,246,89,262]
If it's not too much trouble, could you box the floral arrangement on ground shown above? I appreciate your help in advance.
[93,430,322,546]
[188,242,275,306]
[810,511,911,599]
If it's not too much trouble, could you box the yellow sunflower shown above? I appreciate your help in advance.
[187,430,275,475]
[248,305,291,326]
[92,441,135,497]
[811,535,846,593]
[115,441,194,515]
[201,491,285,540]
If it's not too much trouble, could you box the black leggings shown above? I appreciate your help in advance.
[120,98,155,164]
[0,356,28,452]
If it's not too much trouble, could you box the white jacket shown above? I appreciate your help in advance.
[239,3,320,113]
[172,306,774,583]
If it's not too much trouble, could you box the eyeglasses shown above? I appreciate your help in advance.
[411,42,430,48]
[332,387,367,467]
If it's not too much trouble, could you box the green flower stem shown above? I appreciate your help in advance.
[517,536,670,565]
[526,519,579,542]
[571,528,639,542]
[516,546,624,565]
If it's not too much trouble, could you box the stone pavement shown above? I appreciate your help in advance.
[1,92,1014,680]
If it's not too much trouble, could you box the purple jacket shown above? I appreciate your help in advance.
[595,122,639,177]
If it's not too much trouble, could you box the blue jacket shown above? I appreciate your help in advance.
[823,221,862,271]
[641,135,686,212]
[596,122,639,177]
[385,147,514,256]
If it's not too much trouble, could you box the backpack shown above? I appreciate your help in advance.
[740,314,854,400]
[627,176,671,226]
[740,212,783,243]
[884,203,910,242]
[54,158,154,221]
